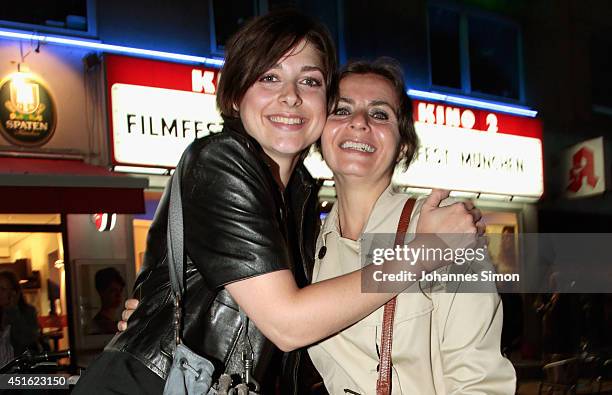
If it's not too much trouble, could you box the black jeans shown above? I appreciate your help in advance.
[72,350,164,395]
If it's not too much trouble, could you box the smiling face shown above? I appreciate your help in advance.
[322,73,401,184]
[238,40,327,167]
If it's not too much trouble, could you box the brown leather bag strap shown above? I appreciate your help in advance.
[376,198,416,395]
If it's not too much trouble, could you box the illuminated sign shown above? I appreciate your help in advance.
[416,102,480,130]
[562,137,606,198]
[392,122,543,198]
[191,70,217,94]
[111,84,222,167]
[105,55,222,168]
[412,100,542,139]
[0,72,56,146]
[305,101,544,199]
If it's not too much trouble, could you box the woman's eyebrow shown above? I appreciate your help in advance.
[301,65,324,74]
[337,97,394,108]
[268,64,323,74]
[370,99,394,109]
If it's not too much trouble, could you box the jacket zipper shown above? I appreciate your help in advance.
[292,182,310,395]
[298,183,312,283]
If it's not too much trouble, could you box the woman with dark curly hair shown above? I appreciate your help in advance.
[307,59,515,395]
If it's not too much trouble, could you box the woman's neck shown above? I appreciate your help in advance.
[232,117,301,188]
[262,151,301,189]
[277,156,301,187]
[334,176,391,241]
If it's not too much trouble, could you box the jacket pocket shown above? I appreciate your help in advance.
[359,291,434,327]
[394,292,434,323]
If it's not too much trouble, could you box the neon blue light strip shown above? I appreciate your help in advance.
[407,89,538,118]
[0,28,537,117]
[0,28,224,67]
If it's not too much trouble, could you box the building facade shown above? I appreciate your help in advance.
[0,0,608,376]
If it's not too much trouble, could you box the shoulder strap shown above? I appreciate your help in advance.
[167,142,198,297]
[376,198,416,395]
[167,150,191,344]
[167,162,185,297]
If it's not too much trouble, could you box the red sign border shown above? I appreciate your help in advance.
[104,54,221,168]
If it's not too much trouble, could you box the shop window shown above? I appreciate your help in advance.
[210,0,267,55]
[0,0,96,37]
[0,214,60,225]
[133,219,152,274]
[0,227,69,355]
[73,259,129,341]
[591,36,612,113]
[482,210,520,275]
[428,4,522,101]
[481,210,524,356]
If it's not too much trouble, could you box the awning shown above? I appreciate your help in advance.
[0,157,148,214]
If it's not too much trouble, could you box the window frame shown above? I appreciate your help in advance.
[426,1,525,104]
[209,0,268,56]
[0,0,97,38]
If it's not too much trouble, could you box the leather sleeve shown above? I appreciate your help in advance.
[181,135,290,290]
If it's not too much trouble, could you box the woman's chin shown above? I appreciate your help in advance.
[333,166,375,180]
[276,144,314,159]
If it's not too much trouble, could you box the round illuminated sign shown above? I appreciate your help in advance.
[0,73,57,147]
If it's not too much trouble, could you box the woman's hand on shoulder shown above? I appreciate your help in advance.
[417,189,475,233]
[416,189,485,250]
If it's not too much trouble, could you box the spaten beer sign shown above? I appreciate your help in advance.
[0,73,56,146]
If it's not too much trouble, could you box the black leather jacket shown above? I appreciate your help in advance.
[106,118,321,393]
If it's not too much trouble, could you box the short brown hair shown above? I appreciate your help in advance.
[216,9,338,117]
[338,58,418,171]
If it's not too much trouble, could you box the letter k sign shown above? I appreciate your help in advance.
[192,70,216,94]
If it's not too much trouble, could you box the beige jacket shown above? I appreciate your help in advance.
[307,185,516,395]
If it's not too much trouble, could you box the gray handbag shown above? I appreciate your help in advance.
[163,153,259,395]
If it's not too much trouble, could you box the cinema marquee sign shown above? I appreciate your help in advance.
[388,100,543,198]
[105,55,223,168]
[391,100,544,198]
